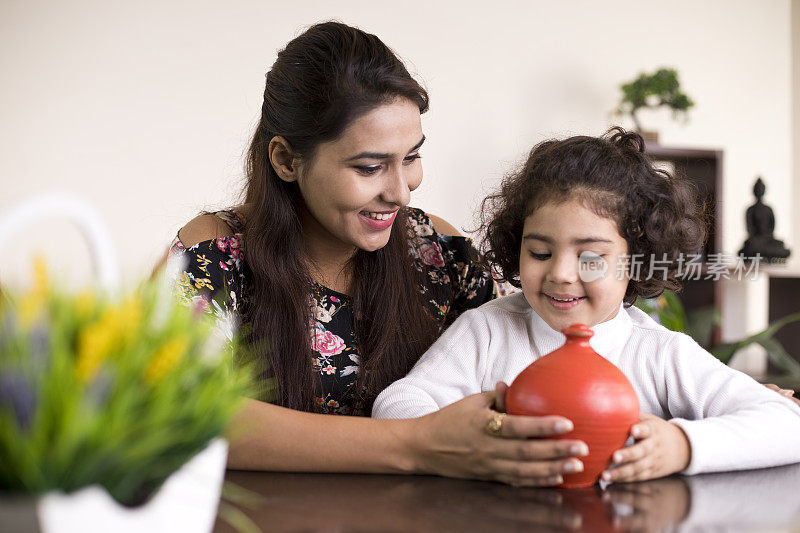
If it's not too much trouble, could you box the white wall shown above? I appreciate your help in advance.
[0,0,794,296]
[794,0,800,267]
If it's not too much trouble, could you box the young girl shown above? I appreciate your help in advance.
[373,128,800,483]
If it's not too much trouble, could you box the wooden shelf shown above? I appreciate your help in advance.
[645,144,723,160]
[760,260,800,278]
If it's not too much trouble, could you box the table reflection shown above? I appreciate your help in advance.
[215,462,800,532]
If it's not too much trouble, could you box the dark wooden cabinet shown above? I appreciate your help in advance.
[645,145,723,344]
[768,276,800,369]
[645,145,723,259]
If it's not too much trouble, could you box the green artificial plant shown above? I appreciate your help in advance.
[0,259,259,506]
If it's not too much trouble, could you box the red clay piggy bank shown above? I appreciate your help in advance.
[505,323,639,488]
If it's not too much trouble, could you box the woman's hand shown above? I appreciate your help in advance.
[411,384,588,487]
[601,414,690,483]
[493,380,510,411]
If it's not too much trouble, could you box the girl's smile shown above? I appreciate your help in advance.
[519,198,630,332]
[544,293,587,310]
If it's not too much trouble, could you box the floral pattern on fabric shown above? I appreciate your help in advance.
[169,207,494,416]
[170,211,246,323]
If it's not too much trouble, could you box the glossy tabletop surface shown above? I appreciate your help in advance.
[213,462,800,532]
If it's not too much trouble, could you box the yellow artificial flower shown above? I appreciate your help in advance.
[18,255,50,327]
[75,321,114,383]
[144,334,190,385]
[31,254,49,293]
[74,290,96,321]
[116,294,143,344]
[75,294,143,383]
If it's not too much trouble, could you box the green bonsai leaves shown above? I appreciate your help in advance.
[617,68,694,131]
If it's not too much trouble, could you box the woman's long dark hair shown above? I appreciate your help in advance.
[243,21,439,412]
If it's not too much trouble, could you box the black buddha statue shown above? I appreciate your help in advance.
[738,177,791,262]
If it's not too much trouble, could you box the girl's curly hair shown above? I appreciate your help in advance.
[479,127,707,306]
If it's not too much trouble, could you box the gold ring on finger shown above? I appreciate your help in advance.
[486,412,506,435]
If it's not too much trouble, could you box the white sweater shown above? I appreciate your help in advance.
[372,292,800,475]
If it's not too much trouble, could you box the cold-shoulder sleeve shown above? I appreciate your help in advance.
[406,208,497,327]
[168,229,246,318]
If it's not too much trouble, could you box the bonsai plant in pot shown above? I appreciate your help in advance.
[616,67,694,145]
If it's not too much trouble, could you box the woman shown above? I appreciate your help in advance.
[170,21,594,486]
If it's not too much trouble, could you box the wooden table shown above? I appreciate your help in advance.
[213,462,800,532]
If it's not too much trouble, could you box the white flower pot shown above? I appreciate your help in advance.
[33,439,228,533]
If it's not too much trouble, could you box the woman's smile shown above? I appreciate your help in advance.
[358,210,397,230]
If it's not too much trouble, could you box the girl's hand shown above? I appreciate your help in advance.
[412,386,588,487]
[601,414,690,483]
[764,383,800,408]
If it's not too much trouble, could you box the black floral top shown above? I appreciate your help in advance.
[169,207,498,416]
